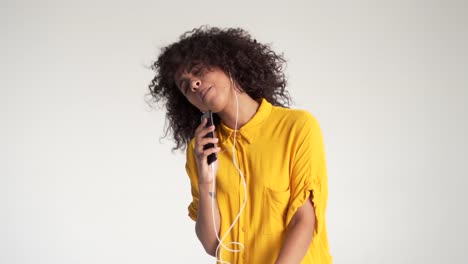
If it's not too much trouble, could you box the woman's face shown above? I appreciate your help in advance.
[174,64,233,113]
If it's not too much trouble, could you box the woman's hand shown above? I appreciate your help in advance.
[194,117,220,184]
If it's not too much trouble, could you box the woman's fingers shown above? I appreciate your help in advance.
[197,147,221,166]
[194,122,217,155]
[195,139,218,158]
[196,125,215,142]
[203,146,220,157]
[194,118,220,180]
[197,137,218,149]
[195,117,208,134]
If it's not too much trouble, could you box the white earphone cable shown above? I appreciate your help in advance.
[210,78,247,263]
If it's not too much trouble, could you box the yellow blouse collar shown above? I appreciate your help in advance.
[218,98,272,145]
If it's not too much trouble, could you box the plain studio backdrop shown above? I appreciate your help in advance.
[1,0,467,263]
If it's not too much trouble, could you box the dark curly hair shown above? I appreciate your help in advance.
[148,25,292,151]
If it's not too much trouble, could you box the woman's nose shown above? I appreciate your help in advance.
[191,79,202,91]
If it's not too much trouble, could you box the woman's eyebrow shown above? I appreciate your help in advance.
[187,63,200,73]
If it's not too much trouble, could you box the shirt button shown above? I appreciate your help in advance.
[241,227,246,232]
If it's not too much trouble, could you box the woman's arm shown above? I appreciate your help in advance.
[275,196,316,264]
[192,119,222,256]
[195,182,221,256]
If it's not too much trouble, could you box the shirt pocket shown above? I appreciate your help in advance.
[261,186,290,235]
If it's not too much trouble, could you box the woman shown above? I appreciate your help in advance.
[148,26,332,264]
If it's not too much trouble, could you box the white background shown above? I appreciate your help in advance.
[1,0,467,263]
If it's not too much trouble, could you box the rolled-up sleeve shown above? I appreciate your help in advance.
[286,112,328,236]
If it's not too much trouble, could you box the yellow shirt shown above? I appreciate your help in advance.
[186,98,333,263]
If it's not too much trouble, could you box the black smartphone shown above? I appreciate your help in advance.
[201,111,218,165]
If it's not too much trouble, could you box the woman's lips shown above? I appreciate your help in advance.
[200,86,212,101]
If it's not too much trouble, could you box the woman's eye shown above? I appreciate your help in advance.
[180,82,188,94]
[178,81,188,95]
[191,65,204,76]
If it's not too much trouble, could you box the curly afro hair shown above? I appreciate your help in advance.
[148,25,292,151]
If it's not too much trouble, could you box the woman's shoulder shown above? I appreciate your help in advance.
[270,105,320,127]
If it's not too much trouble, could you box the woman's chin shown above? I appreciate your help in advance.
[202,96,223,113]
[206,101,225,114]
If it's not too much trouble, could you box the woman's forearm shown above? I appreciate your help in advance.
[275,198,315,264]
[195,183,221,256]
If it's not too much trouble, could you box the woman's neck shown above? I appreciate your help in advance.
[217,92,260,130]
